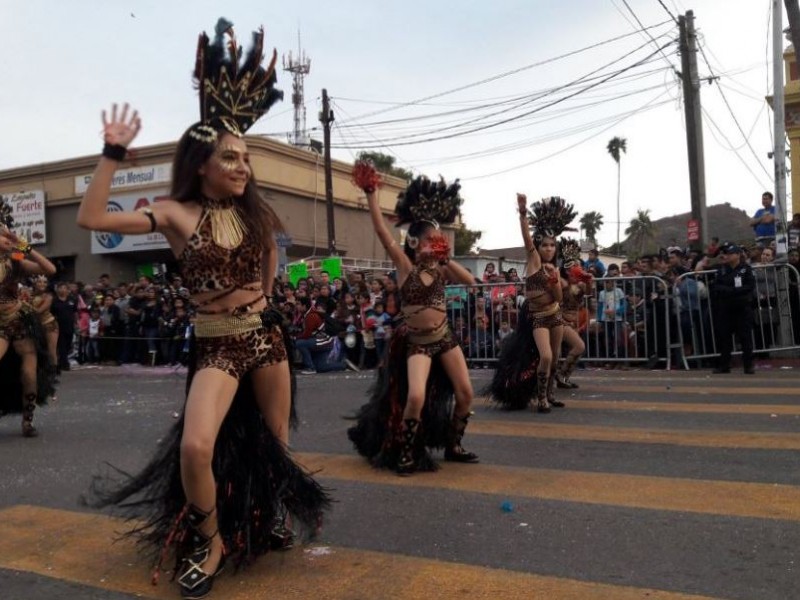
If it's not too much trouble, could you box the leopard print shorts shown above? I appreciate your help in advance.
[0,309,30,342]
[407,327,459,358]
[195,324,287,380]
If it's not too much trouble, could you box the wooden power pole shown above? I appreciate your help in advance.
[678,10,709,250]
[320,88,337,255]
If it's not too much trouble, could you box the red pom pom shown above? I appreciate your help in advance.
[568,264,593,284]
[351,160,382,193]
[428,233,451,262]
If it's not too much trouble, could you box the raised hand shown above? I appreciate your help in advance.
[516,193,527,213]
[0,228,17,253]
[102,103,142,148]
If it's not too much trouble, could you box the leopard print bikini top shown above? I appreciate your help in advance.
[525,268,558,313]
[524,269,551,292]
[179,204,263,313]
[400,265,446,309]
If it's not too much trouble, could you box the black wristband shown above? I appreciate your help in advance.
[102,143,127,161]
[138,208,157,232]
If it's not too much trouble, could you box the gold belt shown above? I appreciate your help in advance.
[194,313,263,338]
[528,301,560,319]
[406,320,448,345]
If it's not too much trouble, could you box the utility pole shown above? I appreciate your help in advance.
[320,89,336,255]
[678,11,709,251]
[773,0,789,259]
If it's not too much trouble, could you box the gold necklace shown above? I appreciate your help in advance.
[201,196,247,249]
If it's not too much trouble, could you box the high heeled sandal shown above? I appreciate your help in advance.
[269,505,295,551]
[534,373,551,413]
[178,505,225,600]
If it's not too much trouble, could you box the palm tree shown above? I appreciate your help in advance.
[625,209,655,256]
[579,211,604,247]
[606,136,627,247]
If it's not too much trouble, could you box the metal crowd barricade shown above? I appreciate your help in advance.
[581,275,674,369]
[674,263,800,366]
[445,281,526,365]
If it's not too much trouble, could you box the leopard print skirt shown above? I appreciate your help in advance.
[195,324,288,380]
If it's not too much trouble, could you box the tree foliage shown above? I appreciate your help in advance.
[579,211,604,246]
[625,209,656,256]
[607,136,627,247]
[356,151,413,181]
[454,224,482,255]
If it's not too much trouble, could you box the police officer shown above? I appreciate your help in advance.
[710,243,755,374]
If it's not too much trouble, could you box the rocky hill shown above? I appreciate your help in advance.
[614,202,755,252]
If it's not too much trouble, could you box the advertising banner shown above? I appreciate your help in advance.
[1,190,47,245]
[75,163,171,195]
[90,190,171,254]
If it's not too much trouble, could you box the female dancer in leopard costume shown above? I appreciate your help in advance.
[0,204,57,437]
[79,19,329,600]
[348,164,480,475]
[488,194,577,411]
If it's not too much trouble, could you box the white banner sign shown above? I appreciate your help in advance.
[90,190,171,254]
[1,190,47,245]
[75,162,171,195]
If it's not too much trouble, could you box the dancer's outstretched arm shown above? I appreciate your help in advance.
[366,189,412,280]
[77,103,171,234]
[517,193,541,274]
[442,259,476,286]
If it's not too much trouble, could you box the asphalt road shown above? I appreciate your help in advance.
[0,363,797,600]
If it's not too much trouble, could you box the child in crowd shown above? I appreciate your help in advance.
[86,307,102,364]
[372,300,391,361]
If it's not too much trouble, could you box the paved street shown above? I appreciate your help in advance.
[0,364,798,599]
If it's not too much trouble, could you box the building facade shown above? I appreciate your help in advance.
[0,136,409,284]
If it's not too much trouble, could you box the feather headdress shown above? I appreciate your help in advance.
[394,176,463,228]
[527,196,577,241]
[190,18,283,141]
[559,237,582,267]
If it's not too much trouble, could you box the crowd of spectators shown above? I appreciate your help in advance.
[18,228,800,374]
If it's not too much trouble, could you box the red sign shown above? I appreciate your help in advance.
[687,219,700,241]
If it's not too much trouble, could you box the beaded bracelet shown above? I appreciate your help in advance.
[11,239,31,261]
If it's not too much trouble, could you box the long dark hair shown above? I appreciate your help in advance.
[403,221,436,262]
[170,122,285,246]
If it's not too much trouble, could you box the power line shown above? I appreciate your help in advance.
[403,83,679,168]
[696,40,773,182]
[335,19,675,126]
[701,106,771,189]
[331,39,676,149]
[463,90,674,181]
[654,0,679,23]
[334,59,673,133]
[618,0,679,71]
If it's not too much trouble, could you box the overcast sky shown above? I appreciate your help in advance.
[0,0,783,249]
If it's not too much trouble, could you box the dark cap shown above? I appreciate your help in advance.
[719,242,741,254]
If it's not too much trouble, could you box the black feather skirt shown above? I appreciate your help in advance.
[0,304,57,415]
[347,324,454,472]
[485,301,540,410]
[84,312,331,579]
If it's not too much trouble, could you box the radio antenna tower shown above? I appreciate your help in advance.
[282,31,311,147]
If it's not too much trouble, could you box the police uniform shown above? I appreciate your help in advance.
[711,244,755,373]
